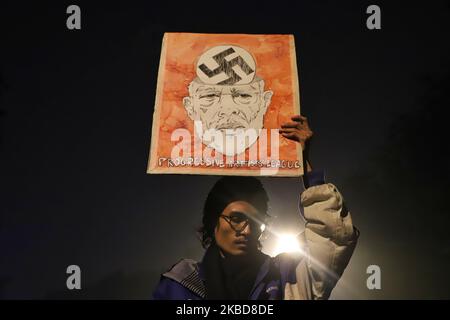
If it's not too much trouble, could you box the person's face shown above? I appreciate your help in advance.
[214,200,265,256]
[184,80,273,134]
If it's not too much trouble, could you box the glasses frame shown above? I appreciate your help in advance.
[219,213,264,234]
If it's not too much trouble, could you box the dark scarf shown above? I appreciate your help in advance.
[202,242,267,300]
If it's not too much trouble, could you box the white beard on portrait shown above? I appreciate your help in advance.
[194,121,262,157]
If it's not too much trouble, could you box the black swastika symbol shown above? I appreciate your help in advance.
[198,47,254,85]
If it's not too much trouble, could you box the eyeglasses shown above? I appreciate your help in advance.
[220,212,266,234]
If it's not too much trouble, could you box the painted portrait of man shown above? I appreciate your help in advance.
[147,33,303,176]
[183,45,273,156]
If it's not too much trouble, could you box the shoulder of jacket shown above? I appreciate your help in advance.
[272,252,304,284]
[162,258,205,298]
[274,252,303,266]
[163,258,199,280]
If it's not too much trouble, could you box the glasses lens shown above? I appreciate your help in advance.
[228,214,246,230]
[226,213,265,233]
[232,92,259,105]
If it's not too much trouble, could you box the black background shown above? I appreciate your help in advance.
[1,0,449,299]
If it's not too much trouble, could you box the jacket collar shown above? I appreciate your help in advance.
[198,250,272,299]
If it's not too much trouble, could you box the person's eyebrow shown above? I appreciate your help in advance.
[230,210,257,217]
[227,210,247,218]
[195,86,218,94]
[231,86,258,93]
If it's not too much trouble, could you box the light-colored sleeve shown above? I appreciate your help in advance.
[284,181,358,300]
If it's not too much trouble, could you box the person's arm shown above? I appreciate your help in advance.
[280,114,313,174]
[280,115,358,300]
[289,172,358,299]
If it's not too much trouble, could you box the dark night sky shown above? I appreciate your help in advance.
[1,1,450,299]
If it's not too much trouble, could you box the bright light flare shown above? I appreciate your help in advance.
[260,224,266,233]
[271,233,302,256]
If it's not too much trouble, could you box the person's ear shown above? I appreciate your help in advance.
[262,91,273,113]
[213,224,220,245]
[183,96,195,120]
[214,219,220,234]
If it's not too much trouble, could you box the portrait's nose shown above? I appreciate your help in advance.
[218,94,239,118]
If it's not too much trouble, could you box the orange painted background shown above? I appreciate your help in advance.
[150,33,301,174]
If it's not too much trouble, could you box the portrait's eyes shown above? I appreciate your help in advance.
[200,93,220,99]
[232,91,256,104]
[198,92,220,107]
[232,92,252,99]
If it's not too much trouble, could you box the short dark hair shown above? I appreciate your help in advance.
[198,176,269,248]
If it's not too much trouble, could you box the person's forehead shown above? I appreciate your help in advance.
[193,82,261,93]
[223,200,260,216]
